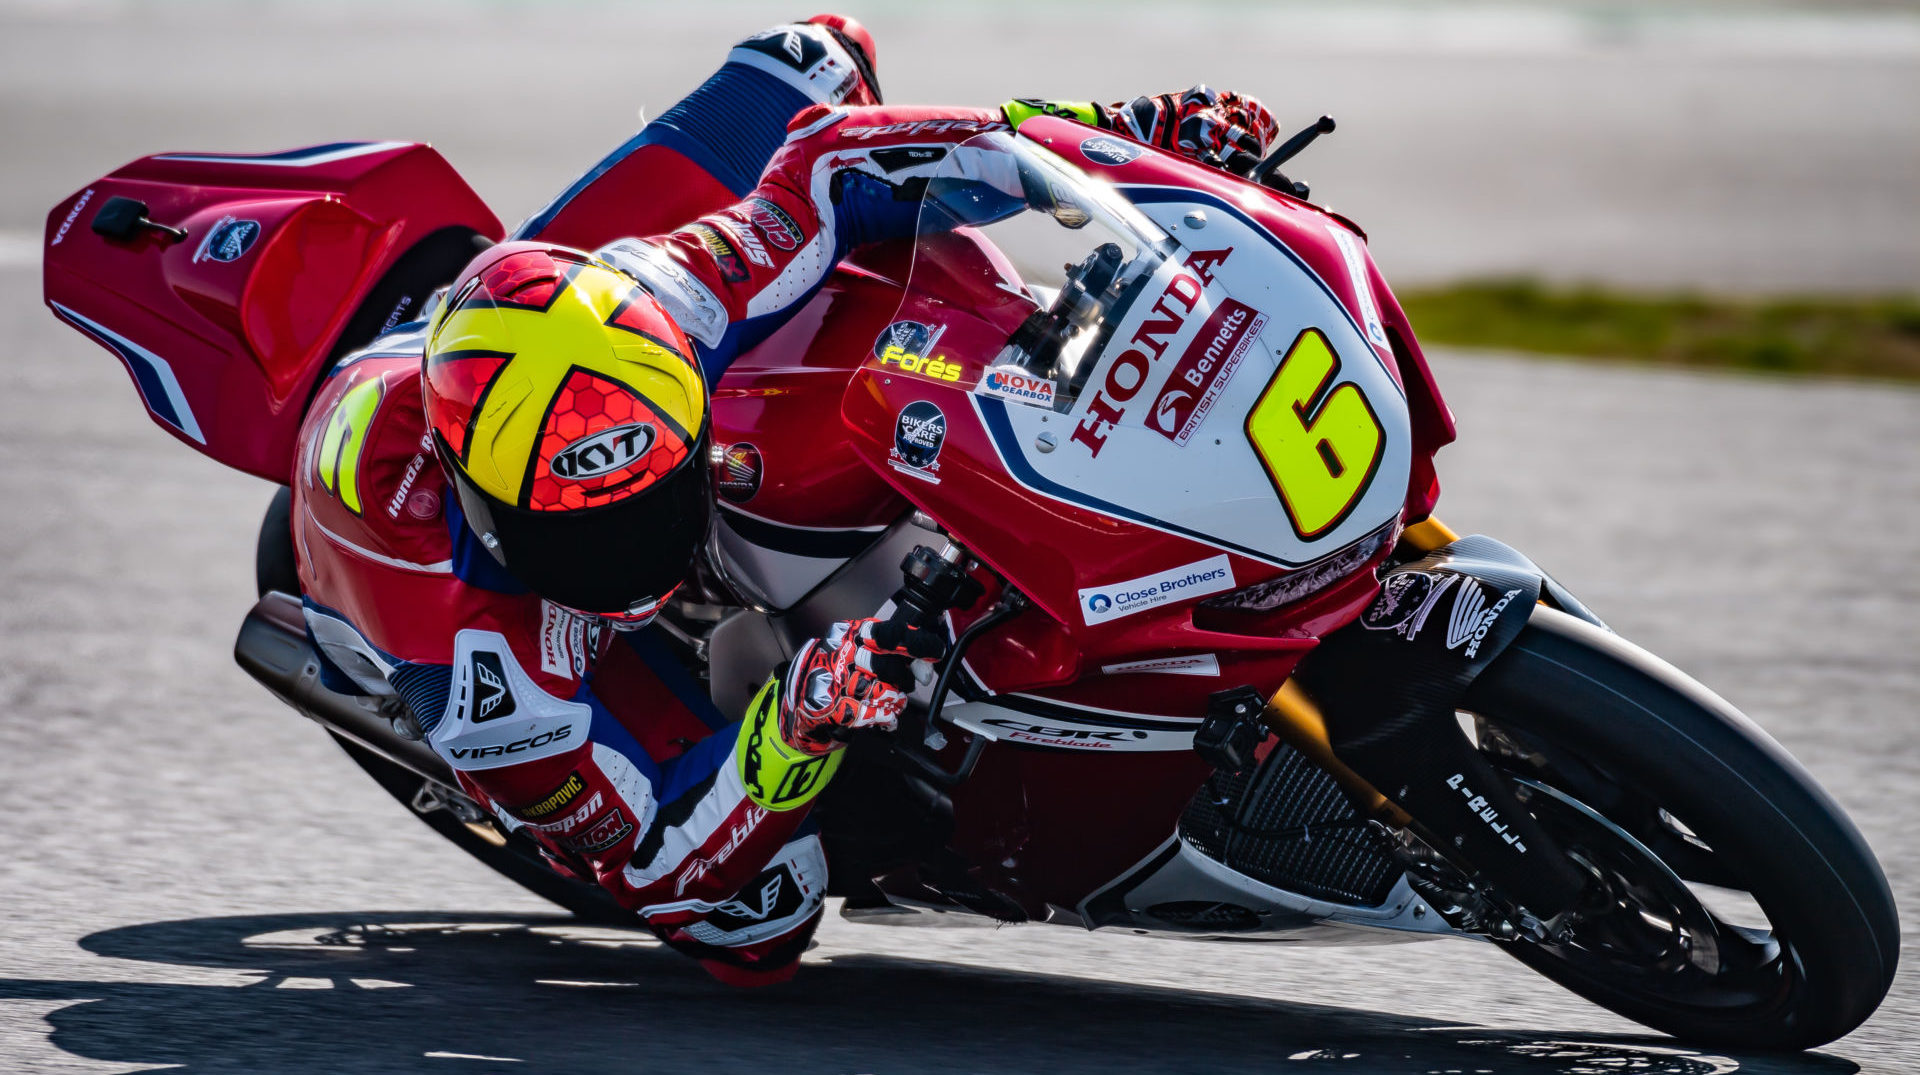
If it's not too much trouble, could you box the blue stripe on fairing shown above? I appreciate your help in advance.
[152,142,410,167]
[1117,184,1405,396]
[514,61,811,241]
[49,302,206,443]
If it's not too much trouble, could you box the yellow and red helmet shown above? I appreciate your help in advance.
[422,242,710,620]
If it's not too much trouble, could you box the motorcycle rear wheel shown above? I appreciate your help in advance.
[1460,608,1897,1049]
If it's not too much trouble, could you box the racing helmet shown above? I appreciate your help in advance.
[422,242,711,624]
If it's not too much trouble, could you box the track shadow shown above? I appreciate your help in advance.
[0,912,1861,1074]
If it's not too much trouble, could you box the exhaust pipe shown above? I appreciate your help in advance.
[234,592,453,784]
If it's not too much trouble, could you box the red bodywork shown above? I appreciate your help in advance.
[42,142,501,481]
[43,127,1455,915]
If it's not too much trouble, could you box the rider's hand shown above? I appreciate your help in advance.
[780,617,948,754]
[1113,85,1280,176]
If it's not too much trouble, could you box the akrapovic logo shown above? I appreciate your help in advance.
[515,771,586,821]
[1079,555,1235,625]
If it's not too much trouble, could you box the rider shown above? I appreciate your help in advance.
[293,15,1280,984]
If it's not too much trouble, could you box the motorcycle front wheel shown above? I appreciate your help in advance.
[1457,608,1897,1049]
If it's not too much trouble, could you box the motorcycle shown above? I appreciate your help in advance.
[41,112,1897,1050]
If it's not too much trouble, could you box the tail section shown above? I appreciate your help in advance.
[42,142,501,481]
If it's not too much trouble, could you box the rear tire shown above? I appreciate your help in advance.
[1463,608,1898,1049]
[255,486,299,598]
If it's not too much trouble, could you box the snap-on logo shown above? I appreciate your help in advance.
[551,423,655,480]
[746,198,801,251]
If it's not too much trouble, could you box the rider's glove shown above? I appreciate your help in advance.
[780,617,948,755]
[1110,85,1280,176]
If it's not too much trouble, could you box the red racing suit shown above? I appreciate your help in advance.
[294,16,1253,984]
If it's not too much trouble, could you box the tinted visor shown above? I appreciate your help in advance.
[445,435,713,615]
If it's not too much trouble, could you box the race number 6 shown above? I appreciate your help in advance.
[1244,328,1385,540]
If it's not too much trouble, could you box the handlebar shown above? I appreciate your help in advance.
[1249,114,1336,200]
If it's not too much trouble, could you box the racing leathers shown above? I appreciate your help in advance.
[293,17,1278,985]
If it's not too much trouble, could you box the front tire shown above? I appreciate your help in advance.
[1461,608,1898,1049]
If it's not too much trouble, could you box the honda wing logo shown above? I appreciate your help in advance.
[1444,583,1523,659]
[470,652,517,723]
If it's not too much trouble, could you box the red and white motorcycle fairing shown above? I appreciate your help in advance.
[705,122,1457,930]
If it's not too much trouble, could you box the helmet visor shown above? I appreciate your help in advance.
[444,438,713,615]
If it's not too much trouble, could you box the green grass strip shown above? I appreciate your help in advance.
[1396,280,1920,382]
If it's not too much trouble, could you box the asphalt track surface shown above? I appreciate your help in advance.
[2,4,1918,1073]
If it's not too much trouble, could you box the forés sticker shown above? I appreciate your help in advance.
[873,320,963,383]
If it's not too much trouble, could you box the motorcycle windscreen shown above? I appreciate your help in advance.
[886,132,1414,568]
